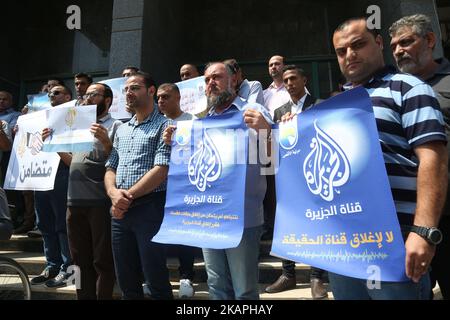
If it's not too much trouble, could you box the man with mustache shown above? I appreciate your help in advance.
[330,17,447,300]
[164,62,273,300]
[390,14,450,300]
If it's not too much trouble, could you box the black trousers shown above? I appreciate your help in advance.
[67,206,115,300]
[282,259,327,280]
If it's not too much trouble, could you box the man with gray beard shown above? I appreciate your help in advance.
[390,14,450,300]
[164,62,273,300]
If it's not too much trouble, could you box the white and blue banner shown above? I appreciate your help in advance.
[100,77,132,120]
[42,104,96,153]
[176,76,207,115]
[4,112,60,191]
[271,87,407,282]
[27,93,51,113]
[154,112,248,249]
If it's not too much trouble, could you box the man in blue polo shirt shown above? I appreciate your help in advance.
[330,17,447,300]
[105,72,173,300]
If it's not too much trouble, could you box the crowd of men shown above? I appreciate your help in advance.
[0,13,449,300]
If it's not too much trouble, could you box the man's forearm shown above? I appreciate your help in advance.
[58,152,72,167]
[128,166,169,199]
[105,169,118,196]
[414,142,448,227]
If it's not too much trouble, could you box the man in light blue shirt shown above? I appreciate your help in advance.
[165,62,273,300]
[224,59,265,105]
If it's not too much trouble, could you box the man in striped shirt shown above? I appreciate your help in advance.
[330,17,447,300]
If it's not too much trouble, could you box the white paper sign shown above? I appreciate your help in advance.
[4,112,60,191]
[176,76,207,115]
[42,104,96,153]
[100,77,132,120]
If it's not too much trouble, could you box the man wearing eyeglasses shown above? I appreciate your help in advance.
[63,83,122,299]
[105,72,173,300]
[31,85,73,288]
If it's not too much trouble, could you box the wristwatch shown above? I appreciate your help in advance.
[410,225,443,245]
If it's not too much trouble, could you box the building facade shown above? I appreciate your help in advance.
[0,0,448,106]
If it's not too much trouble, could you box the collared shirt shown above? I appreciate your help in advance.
[106,107,171,192]
[68,113,123,207]
[344,65,447,225]
[208,96,273,228]
[173,112,196,122]
[263,82,291,118]
[0,108,20,137]
[238,79,265,105]
[289,93,308,115]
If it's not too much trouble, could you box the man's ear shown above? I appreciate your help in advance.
[375,34,384,50]
[105,97,112,109]
[425,32,436,50]
[148,86,156,97]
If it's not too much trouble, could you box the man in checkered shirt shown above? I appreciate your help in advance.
[105,72,173,300]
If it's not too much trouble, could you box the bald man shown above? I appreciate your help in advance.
[180,64,200,81]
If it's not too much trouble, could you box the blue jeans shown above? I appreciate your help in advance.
[203,225,263,300]
[329,272,431,300]
[35,168,71,273]
[111,192,173,300]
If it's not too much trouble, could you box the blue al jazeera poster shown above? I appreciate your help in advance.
[153,111,248,249]
[272,87,408,282]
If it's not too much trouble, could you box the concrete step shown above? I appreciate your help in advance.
[0,251,312,284]
[13,277,332,300]
[0,235,43,253]
[2,252,443,300]
[0,235,274,256]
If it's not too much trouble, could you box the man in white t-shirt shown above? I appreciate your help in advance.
[156,83,196,299]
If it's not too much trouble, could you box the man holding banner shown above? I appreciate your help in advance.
[30,84,73,288]
[66,83,122,300]
[329,17,447,299]
[162,62,273,300]
[105,72,173,300]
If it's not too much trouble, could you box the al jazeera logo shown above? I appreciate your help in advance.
[65,107,77,129]
[279,120,298,150]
